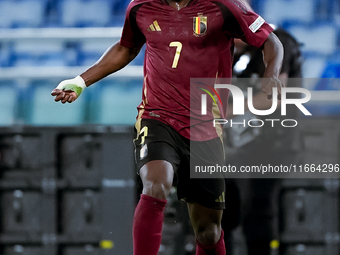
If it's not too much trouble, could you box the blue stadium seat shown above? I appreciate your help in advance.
[313,0,339,20]
[79,41,145,66]
[12,40,66,67]
[0,81,18,126]
[110,15,125,27]
[320,62,340,80]
[88,78,143,125]
[78,39,113,66]
[302,55,327,80]
[285,23,337,56]
[28,80,87,125]
[0,42,12,67]
[58,0,113,27]
[262,0,314,25]
[64,42,80,66]
[314,53,340,90]
[112,0,130,16]
[0,0,47,28]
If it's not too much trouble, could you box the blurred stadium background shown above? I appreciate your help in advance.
[0,0,340,125]
[0,0,339,255]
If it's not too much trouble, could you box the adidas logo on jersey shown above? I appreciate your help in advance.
[147,21,161,31]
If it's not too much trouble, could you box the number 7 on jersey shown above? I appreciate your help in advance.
[169,42,182,68]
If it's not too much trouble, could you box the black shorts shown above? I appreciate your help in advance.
[134,119,225,210]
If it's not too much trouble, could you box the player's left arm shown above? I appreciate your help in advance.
[261,32,285,99]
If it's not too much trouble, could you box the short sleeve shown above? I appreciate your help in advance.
[120,2,146,49]
[217,0,274,48]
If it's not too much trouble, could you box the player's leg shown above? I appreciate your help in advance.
[140,160,174,199]
[179,137,226,254]
[187,202,226,254]
[133,119,181,255]
[133,160,174,255]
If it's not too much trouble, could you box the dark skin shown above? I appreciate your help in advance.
[50,0,191,103]
[261,33,284,99]
[167,0,192,9]
[227,34,285,119]
[51,2,284,245]
[51,42,141,103]
[51,34,283,103]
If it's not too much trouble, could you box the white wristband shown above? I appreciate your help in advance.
[56,75,86,97]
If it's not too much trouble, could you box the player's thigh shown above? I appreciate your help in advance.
[187,202,223,228]
[139,160,174,198]
[187,201,223,244]
[134,119,181,172]
[177,137,226,210]
[135,140,178,199]
[134,119,181,198]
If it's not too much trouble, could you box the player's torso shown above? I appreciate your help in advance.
[132,0,233,140]
[135,0,232,78]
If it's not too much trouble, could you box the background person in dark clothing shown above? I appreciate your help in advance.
[222,27,303,255]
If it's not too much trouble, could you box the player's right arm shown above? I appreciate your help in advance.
[81,42,141,86]
[51,43,141,104]
[52,0,146,104]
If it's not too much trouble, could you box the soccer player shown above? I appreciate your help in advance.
[51,0,284,254]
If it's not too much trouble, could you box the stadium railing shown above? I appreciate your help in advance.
[0,27,144,126]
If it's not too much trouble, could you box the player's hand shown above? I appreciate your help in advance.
[261,77,285,100]
[51,76,86,104]
[51,89,78,104]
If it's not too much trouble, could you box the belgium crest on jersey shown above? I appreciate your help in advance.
[193,14,207,36]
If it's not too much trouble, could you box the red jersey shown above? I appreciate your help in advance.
[120,0,273,141]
